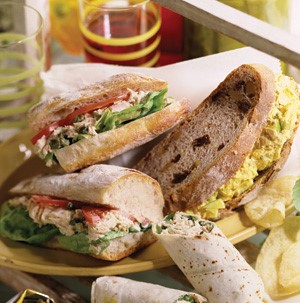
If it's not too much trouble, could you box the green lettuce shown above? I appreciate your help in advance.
[174,294,197,303]
[95,88,168,133]
[56,230,129,254]
[0,203,152,254]
[0,202,59,244]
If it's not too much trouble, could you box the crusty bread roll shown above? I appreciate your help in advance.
[134,64,300,219]
[27,73,191,172]
[10,164,164,223]
[4,164,165,261]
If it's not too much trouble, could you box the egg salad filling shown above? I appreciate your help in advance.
[189,74,300,219]
[0,196,151,254]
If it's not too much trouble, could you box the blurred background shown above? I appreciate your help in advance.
[1,0,298,68]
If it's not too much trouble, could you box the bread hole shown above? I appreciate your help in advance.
[192,135,211,149]
[218,143,225,151]
[244,82,256,99]
[172,170,191,184]
[238,100,251,113]
[171,154,181,163]
[235,80,245,90]
[211,91,227,102]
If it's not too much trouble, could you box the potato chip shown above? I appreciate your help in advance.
[278,241,300,291]
[255,216,300,299]
[244,176,298,228]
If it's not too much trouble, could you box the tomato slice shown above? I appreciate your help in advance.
[31,195,71,208]
[81,206,113,225]
[31,93,130,145]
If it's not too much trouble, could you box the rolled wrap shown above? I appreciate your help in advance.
[91,276,207,303]
[154,212,266,303]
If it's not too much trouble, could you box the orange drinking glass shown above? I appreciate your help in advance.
[78,0,161,67]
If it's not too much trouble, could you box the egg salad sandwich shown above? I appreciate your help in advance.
[0,164,164,261]
[135,64,300,220]
[28,73,191,172]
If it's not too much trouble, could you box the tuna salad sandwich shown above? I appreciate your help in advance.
[135,64,300,220]
[28,73,191,172]
[0,164,164,261]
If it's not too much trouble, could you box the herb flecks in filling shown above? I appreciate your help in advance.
[34,88,171,166]
[0,197,152,255]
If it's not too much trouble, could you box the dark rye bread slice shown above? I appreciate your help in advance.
[134,64,277,215]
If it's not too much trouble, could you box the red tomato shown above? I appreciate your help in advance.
[31,195,71,208]
[81,206,113,225]
[31,93,130,145]
[30,121,60,145]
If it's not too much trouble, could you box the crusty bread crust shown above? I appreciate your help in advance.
[54,98,190,172]
[28,73,168,131]
[43,229,156,261]
[10,164,164,223]
[134,64,278,215]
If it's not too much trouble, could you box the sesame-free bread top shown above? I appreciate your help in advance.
[28,73,168,131]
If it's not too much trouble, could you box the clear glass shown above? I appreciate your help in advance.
[0,1,44,141]
[78,0,161,67]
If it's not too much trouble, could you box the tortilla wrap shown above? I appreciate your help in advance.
[91,276,207,303]
[154,212,266,303]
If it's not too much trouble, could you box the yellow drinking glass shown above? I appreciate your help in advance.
[78,0,161,67]
[0,1,44,141]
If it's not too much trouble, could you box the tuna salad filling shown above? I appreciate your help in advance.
[174,294,201,303]
[156,212,214,236]
[0,196,152,255]
[33,88,172,166]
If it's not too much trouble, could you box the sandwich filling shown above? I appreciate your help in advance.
[174,294,202,303]
[32,88,172,167]
[0,195,152,254]
[189,74,300,219]
[156,212,214,236]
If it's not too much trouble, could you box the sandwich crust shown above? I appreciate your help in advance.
[28,73,168,131]
[10,164,165,223]
[134,64,278,215]
[7,164,165,261]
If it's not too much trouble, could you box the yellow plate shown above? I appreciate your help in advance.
[0,129,295,276]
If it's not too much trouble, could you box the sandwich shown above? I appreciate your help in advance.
[28,73,191,172]
[154,212,266,303]
[0,164,164,261]
[134,64,300,220]
[92,276,207,303]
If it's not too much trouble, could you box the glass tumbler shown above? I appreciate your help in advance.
[78,0,161,67]
[0,1,44,141]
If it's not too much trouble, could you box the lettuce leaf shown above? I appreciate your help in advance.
[56,230,128,254]
[0,202,59,244]
[95,88,168,133]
